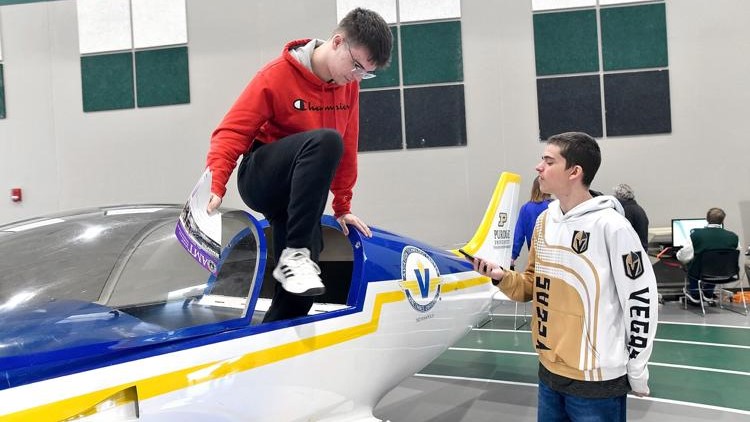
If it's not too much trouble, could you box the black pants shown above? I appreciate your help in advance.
[237,129,343,322]
[687,275,715,298]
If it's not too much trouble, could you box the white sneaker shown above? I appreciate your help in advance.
[273,248,325,296]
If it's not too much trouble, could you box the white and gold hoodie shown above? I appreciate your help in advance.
[500,195,658,394]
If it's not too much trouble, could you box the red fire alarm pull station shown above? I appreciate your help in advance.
[11,188,22,202]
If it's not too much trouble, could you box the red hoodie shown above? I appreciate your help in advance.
[206,39,360,217]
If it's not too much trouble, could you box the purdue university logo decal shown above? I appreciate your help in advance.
[622,251,644,280]
[571,231,590,254]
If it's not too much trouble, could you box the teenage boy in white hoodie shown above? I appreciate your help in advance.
[472,132,658,422]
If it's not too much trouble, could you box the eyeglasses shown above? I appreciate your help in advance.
[345,41,376,80]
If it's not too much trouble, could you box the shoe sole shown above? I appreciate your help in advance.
[273,268,326,297]
[290,286,326,297]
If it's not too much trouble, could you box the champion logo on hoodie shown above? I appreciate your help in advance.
[293,98,307,110]
[293,98,351,112]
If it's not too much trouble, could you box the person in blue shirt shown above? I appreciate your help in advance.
[511,176,552,269]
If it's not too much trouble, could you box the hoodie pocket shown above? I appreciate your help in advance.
[533,306,586,369]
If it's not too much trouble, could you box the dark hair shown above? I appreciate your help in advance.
[337,8,392,68]
[546,132,601,187]
[706,207,726,224]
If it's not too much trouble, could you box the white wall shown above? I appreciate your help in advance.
[0,3,59,221]
[0,0,749,257]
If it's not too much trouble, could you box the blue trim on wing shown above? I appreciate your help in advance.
[0,214,474,390]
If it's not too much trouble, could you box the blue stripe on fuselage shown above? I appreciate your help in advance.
[0,216,473,390]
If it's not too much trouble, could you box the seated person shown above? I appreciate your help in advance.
[676,207,739,304]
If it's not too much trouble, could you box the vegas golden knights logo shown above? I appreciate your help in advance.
[571,231,590,254]
[622,251,644,280]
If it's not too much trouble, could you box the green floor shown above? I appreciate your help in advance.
[419,315,750,412]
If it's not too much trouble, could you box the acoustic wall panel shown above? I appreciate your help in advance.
[600,0,655,5]
[135,47,190,107]
[534,10,599,76]
[340,0,466,151]
[401,21,463,86]
[132,0,188,49]
[404,85,466,148]
[81,52,135,112]
[604,70,671,136]
[534,2,669,138]
[77,0,132,54]
[336,0,397,24]
[601,3,668,71]
[359,89,402,152]
[399,0,460,23]
[537,75,603,139]
[532,0,595,11]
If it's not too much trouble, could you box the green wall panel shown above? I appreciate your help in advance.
[401,21,463,85]
[534,10,599,76]
[81,52,135,112]
[0,64,5,119]
[135,46,190,108]
[360,26,400,89]
[601,3,668,70]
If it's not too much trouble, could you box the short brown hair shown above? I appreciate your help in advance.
[337,8,392,68]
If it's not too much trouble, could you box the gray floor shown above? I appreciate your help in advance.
[373,300,750,422]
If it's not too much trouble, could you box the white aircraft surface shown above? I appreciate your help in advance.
[0,173,520,421]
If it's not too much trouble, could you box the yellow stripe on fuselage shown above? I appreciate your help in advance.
[399,279,441,294]
[441,276,489,293]
[6,277,487,421]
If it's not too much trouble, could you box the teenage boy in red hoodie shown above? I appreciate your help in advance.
[205,8,392,322]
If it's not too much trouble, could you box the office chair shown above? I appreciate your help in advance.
[683,249,746,316]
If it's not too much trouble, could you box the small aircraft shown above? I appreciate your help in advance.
[0,173,520,421]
